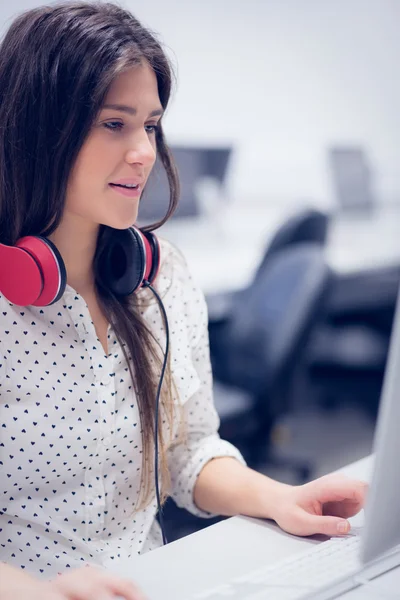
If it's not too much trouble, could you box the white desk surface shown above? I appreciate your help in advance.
[109,454,400,599]
[159,205,400,295]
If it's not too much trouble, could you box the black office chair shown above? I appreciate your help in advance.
[303,264,400,419]
[254,208,329,280]
[161,243,332,544]
[209,243,332,471]
[206,207,330,321]
[304,323,388,416]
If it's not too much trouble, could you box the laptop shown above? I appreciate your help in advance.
[193,284,400,600]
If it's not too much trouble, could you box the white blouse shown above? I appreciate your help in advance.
[0,237,245,580]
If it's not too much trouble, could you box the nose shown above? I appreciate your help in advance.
[124,130,156,168]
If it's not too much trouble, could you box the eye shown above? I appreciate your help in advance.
[103,121,124,131]
[145,124,159,135]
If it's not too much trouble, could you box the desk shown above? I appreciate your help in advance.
[108,454,400,599]
[159,205,400,295]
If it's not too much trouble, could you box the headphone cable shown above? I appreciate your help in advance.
[144,281,169,546]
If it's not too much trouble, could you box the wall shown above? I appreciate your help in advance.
[126,0,400,208]
[1,0,399,207]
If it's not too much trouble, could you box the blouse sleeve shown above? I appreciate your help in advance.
[165,245,246,518]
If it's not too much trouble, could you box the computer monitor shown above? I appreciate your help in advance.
[137,145,232,224]
[329,146,375,212]
[361,282,400,563]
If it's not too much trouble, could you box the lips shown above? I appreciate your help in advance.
[109,182,142,197]
[111,178,143,186]
[110,183,139,189]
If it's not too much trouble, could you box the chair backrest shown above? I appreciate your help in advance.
[254,208,329,280]
[224,244,331,403]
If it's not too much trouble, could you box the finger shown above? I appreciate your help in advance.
[53,566,147,600]
[36,590,66,600]
[106,575,148,600]
[52,570,116,600]
[309,476,368,505]
[88,569,148,600]
[45,583,79,600]
[297,510,351,537]
[323,498,364,518]
[55,579,133,600]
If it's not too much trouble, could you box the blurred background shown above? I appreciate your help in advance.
[2,0,399,541]
[134,0,400,541]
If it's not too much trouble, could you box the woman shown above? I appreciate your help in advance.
[0,2,367,599]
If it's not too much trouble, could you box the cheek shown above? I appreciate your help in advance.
[146,143,157,173]
[65,174,90,217]
[75,140,110,185]
[67,139,110,197]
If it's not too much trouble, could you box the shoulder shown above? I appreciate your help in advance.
[158,236,189,278]
[157,236,205,308]
[138,235,208,348]
[140,235,199,298]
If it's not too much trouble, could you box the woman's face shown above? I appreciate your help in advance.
[65,62,163,231]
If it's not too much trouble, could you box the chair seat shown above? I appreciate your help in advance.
[213,381,254,420]
[307,324,387,371]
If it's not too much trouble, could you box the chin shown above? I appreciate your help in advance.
[101,214,138,231]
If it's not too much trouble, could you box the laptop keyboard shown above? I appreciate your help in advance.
[192,534,362,599]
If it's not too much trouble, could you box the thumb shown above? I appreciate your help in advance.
[298,512,351,537]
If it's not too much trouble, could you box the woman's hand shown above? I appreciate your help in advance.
[0,562,64,600]
[193,457,368,537]
[49,565,147,600]
[0,562,147,600]
[272,473,368,537]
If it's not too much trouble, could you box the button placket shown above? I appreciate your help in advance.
[92,360,116,540]
[85,422,110,541]
[84,463,105,541]
[65,289,112,542]
[86,484,106,539]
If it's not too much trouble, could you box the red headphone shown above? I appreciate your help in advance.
[0,225,160,307]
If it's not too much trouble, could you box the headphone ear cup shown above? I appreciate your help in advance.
[98,227,146,296]
[0,236,65,307]
[33,237,67,306]
[0,240,43,306]
[18,236,66,307]
[95,227,161,296]
[142,231,160,285]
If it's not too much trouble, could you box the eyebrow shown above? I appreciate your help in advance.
[103,103,164,118]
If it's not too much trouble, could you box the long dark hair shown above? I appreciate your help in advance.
[0,1,180,508]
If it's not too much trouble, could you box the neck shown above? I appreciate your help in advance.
[48,216,99,297]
